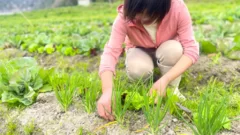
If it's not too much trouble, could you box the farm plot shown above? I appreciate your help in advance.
[0,0,240,135]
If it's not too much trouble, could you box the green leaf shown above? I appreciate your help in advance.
[223,117,232,130]
[200,40,217,54]
[9,57,38,69]
[0,58,46,106]
[38,68,55,84]
[234,35,240,44]
[20,43,28,50]
[1,90,36,106]
[44,44,55,54]
[28,44,39,53]
[37,47,45,54]
[38,84,52,93]
[33,77,43,91]
[231,35,240,52]
[122,91,144,110]
[61,46,74,56]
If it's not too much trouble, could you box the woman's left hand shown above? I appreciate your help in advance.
[149,76,170,97]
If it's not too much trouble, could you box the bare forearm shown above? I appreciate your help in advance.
[100,71,113,94]
[163,55,193,82]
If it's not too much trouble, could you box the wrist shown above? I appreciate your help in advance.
[102,88,112,95]
[162,74,171,84]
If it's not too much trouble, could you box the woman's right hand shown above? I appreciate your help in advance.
[97,90,114,121]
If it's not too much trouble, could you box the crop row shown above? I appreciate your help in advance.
[0,57,239,134]
[0,5,240,58]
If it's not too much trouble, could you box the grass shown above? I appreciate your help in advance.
[50,71,80,112]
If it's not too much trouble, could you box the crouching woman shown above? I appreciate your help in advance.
[97,0,199,120]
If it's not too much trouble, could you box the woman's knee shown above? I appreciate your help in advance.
[156,40,183,66]
[126,59,153,81]
[125,48,154,81]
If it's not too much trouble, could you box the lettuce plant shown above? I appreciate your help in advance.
[0,57,48,106]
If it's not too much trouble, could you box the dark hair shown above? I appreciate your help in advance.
[124,0,171,23]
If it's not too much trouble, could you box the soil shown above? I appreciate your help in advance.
[0,48,239,135]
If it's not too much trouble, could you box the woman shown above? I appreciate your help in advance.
[97,0,199,120]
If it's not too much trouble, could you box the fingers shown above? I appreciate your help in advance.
[97,103,114,121]
[105,105,114,121]
[148,88,153,96]
[149,87,156,96]
[97,103,108,120]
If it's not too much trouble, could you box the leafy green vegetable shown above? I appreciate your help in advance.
[112,76,143,125]
[200,40,217,54]
[61,46,74,56]
[226,51,240,60]
[122,91,144,110]
[37,47,45,54]
[0,57,50,105]
[44,44,55,54]
[28,44,39,53]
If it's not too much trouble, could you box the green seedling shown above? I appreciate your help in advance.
[176,78,233,135]
[111,76,143,125]
[50,71,80,112]
[6,120,18,135]
[142,88,176,135]
[193,81,231,135]
[82,73,101,113]
[24,120,35,135]
[210,52,221,65]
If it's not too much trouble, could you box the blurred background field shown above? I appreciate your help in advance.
[0,0,240,58]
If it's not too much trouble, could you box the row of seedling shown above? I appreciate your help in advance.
[50,71,235,135]
[50,71,100,113]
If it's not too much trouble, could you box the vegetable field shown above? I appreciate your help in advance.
[0,0,240,135]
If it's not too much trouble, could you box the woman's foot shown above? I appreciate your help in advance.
[173,88,186,101]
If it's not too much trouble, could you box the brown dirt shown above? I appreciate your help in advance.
[189,55,240,84]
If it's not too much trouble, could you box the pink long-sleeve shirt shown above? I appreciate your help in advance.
[99,0,199,76]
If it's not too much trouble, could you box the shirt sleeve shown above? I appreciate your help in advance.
[177,2,199,64]
[98,12,127,76]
